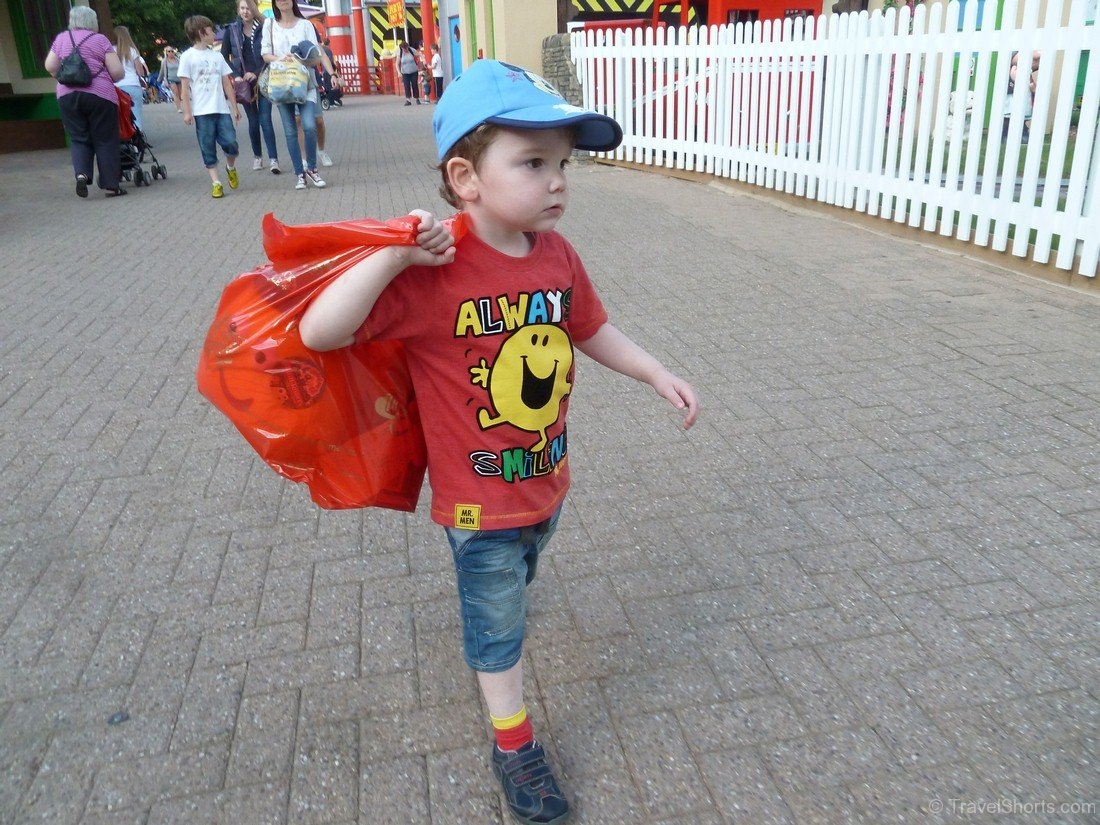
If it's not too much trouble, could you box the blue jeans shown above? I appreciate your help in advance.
[118,84,144,132]
[275,99,316,175]
[245,94,279,161]
[194,113,239,168]
[444,507,562,673]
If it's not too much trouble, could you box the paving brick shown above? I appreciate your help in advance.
[148,782,289,825]
[358,754,430,824]
[308,582,361,648]
[765,648,867,733]
[85,736,231,817]
[228,689,298,785]
[896,657,1023,710]
[843,761,994,825]
[286,721,358,824]
[602,664,725,718]
[616,711,713,818]
[243,646,358,699]
[759,726,898,796]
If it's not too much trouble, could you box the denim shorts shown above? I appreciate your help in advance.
[194,113,239,168]
[444,506,561,673]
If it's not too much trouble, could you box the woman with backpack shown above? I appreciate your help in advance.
[44,6,127,198]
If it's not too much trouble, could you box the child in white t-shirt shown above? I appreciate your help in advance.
[178,16,242,198]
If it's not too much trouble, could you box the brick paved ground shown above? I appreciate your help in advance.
[1,93,1098,825]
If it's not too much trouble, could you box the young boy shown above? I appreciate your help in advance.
[178,16,241,198]
[300,59,699,825]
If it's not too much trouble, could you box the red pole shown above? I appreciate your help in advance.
[420,0,436,51]
[351,3,371,93]
[420,0,436,99]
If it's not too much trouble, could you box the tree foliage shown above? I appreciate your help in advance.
[110,0,238,64]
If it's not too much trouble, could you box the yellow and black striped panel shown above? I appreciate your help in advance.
[572,0,652,11]
[368,4,424,61]
[570,0,698,23]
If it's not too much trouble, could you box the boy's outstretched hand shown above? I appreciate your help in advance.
[408,209,456,266]
[652,369,700,430]
[574,324,700,431]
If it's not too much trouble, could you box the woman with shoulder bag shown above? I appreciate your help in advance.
[223,0,281,173]
[44,6,127,197]
[398,42,420,105]
[261,0,326,190]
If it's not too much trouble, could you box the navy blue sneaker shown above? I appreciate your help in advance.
[492,740,571,825]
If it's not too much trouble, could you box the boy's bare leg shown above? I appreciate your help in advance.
[477,661,523,719]
[481,658,570,821]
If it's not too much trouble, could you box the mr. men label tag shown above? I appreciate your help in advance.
[455,505,481,530]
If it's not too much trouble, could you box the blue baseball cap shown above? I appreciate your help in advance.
[432,59,623,161]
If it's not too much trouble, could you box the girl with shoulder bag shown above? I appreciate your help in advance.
[224,0,281,172]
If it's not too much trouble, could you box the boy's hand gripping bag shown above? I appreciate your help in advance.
[196,212,467,511]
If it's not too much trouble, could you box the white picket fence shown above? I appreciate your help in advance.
[571,0,1100,278]
[333,54,365,94]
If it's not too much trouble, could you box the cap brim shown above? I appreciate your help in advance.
[486,108,623,153]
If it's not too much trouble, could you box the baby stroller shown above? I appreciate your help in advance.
[318,68,343,110]
[117,88,166,187]
[144,74,171,104]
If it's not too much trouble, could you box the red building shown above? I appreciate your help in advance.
[649,0,823,27]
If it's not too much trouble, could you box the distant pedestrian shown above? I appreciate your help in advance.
[1002,50,1040,143]
[398,42,420,105]
[223,0,280,173]
[306,40,340,167]
[113,26,148,132]
[159,46,182,112]
[44,5,127,197]
[178,15,241,198]
[429,43,443,101]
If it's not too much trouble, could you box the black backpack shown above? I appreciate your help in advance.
[56,31,93,86]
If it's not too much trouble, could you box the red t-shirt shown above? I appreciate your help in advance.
[358,230,608,530]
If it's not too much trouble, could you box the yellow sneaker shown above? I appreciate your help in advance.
[212,181,224,199]
[227,166,239,190]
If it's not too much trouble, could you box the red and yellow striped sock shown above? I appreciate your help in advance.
[491,705,534,752]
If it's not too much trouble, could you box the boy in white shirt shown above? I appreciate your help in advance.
[178,16,242,198]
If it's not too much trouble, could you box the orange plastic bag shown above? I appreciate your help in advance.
[196,212,466,511]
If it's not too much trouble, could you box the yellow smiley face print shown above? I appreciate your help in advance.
[469,324,573,452]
